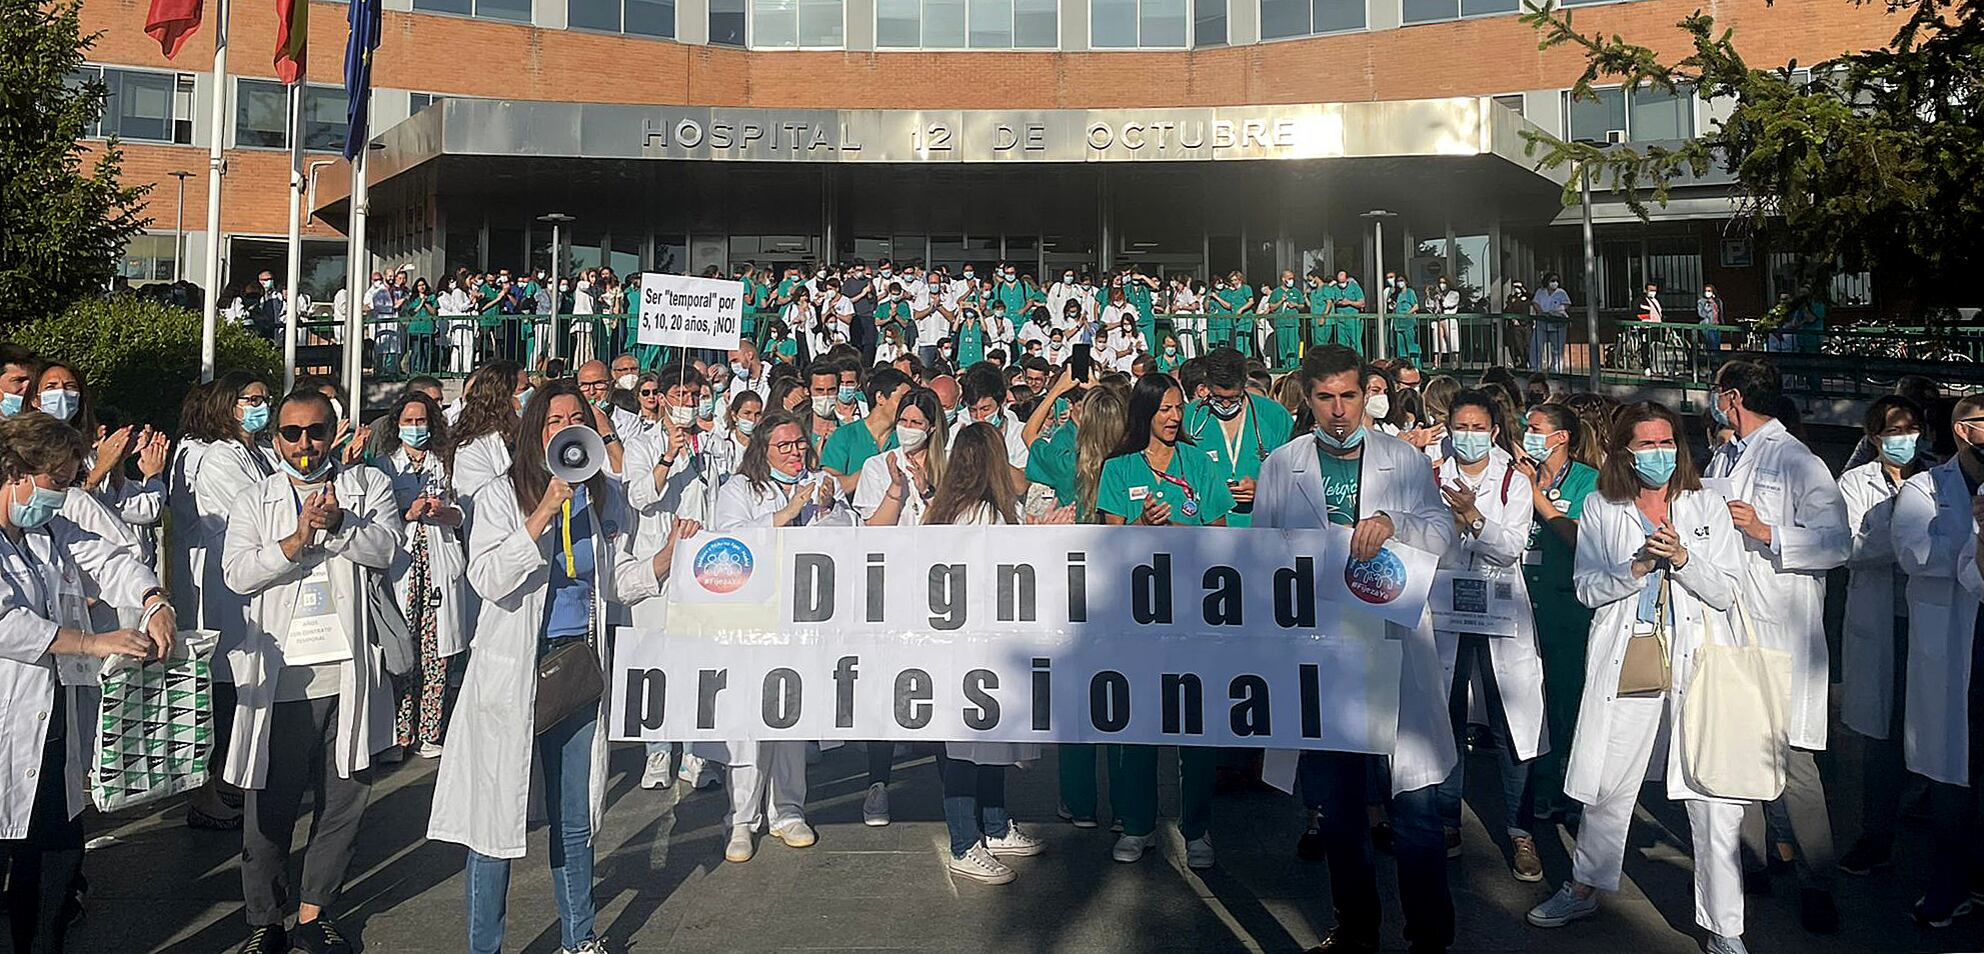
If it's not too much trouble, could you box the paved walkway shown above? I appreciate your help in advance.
[54,728,1984,954]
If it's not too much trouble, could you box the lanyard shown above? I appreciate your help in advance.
[1143,452,1202,518]
[1189,399,1267,466]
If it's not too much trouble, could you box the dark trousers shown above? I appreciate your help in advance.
[868,741,894,785]
[4,687,84,954]
[1301,751,1453,952]
[240,696,372,927]
[1924,623,1984,913]
[1857,619,1910,848]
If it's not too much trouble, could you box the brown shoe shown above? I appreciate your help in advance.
[1511,834,1544,882]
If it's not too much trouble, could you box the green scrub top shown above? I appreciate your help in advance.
[957,322,986,367]
[771,336,800,362]
[1522,461,1599,599]
[402,294,438,334]
[1313,445,1362,527]
[1392,287,1420,314]
[1181,395,1294,527]
[1024,424,1079,507]
[1156,350,1184,373]
[1266,286,1303,312]
[819,420,898,476]
[876,300,914,337]
[1096,445,1236,526]
[996,281,1029,320]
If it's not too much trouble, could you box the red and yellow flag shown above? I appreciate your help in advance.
[143,0,203,58]
[274,0,308,84]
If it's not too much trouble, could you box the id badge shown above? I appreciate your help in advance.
[1430,567,1520,636]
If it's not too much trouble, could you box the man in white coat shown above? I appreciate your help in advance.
[1253,345,1458,954]
[222,389,404,954]
[1701,359,1850,934]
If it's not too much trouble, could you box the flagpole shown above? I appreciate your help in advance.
[197,0,230,384]
[343,120,369,410]
[283,82,304,392]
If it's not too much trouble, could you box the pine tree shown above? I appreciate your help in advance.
[0,0,150,326]
[1521,0,1984,314]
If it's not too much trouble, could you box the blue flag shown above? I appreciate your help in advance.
[342,0,380,160]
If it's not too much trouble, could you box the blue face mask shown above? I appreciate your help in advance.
[1450,431,1493,463]
[1522,431,1554,460]
[240,403,271,434]
[0,392,24,418]
[1709,391,1732,427]
[1632,447,1679,487]
[770,466,803,485]
[1314,425,1367,450]
[279,457,334,484]
[698,398,716,419]
[399,425,431,449]
[515,387,534,416]
[736,419,757,436]
[8,484,66,530]
[944,406,960,425]
[38,390,78,422]
[837,385,861,404]
[1880,433,1919,466]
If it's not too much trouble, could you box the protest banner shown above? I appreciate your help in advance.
[609,525,1437,754]
[637,272,744,350]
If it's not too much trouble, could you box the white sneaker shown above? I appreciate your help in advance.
[415,742,444,759]
[559,938,612,954]
[770,819,817,848]
[947,843,1016,885]
[1111,833,1156,863]
[861,782,891,827]
[678,754,719,788]
[640,751,674,790]
[983,822,1043,858]
[1527,881,1600,927]
[1186,835,1215,870]
[1056,804,1099,829]
[724,826,755,863]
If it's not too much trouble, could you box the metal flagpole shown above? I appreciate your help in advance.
[197,0,231,383]
[343,133,369,409]
[283,83,304,391]
[170,171,192,283]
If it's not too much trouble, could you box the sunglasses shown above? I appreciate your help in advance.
[639,389,663,397]
[278,423,333,442]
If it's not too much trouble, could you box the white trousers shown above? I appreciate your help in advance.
[726,740,808,832]
[1570,696,1744,937]
[1432,317,1460,355]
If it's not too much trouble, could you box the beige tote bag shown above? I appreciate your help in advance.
[1681,601,1791,800]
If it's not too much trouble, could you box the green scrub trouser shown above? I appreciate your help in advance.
[1060,744,1103,820]
[1272,315,1303,368]
[1328,317,1364,355]
[1392,319,1421,361]
[1529,597,1592,820]
[1112,745,1219,840]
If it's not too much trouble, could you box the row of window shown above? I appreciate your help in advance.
[69,66,194,144]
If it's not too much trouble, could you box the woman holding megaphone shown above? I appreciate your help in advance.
[429,381,694,954]
[706,409,853,864]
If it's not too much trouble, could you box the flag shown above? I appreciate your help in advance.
[342,0,381,160]
[275,0,309,84]
[144,0,203,58]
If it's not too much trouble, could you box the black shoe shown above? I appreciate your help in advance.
[1297,812,1327,862]
[292,918,353,954]
[1371,821,1394,855]
[1742,867,1772,896]
[1915,897,1975,929]
[1306,929,1380,954]
[1838,838,1892,876]
[187,805,244,831]
[1800,887,1840,935]
[237,925,289,954]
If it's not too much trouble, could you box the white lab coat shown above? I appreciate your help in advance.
[1838,460,1907,738]
[1434,449,1547,761]
[1252,429,1460,795]
[166,438,210,627]
[1703,418,1851,750]
[1565,489,1743,804]
[192,438,277,677]
[0,516,159,837]
[219,465,403,788]
[377,449,470,659]
[1890,458,1981,785]
[427,477,662,859]
[451,432,512,503]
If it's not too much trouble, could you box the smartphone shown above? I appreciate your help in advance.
[1070,343,1093,380]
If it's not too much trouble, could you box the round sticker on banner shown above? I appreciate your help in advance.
[693,537,755,595]
[1345,549,1409,605]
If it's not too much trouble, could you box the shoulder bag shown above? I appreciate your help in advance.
[1682,600,1792,800]
[1616,573,1671,696]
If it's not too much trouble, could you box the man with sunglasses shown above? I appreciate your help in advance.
[220,389,405,954]
[1181,347,1293,528]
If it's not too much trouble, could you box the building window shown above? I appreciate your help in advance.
[1768,251,1873,307]
[710,0,747,43]
[1258,0,1361,41]
[71,66,193,144]
[877,0,1053,47]
[1195,0,1226,45]
[1092,0,1186,48]
[751,0,843,47]
[1566,84,1694,143]
[235,80,349,152]
[408,92,438,114]
[412,0,530,22]
[1491,93,1524,117]
[118,234,180,283]
[571,0,676,36]
[1402,0,1517,24]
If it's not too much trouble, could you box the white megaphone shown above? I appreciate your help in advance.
[547,425,606,483]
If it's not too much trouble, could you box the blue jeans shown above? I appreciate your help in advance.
[938,753,1010,857]
[1435,635,1533,836]
[466,712,598,954]
[1299,751,1453,950]
[1530,319,1567,373]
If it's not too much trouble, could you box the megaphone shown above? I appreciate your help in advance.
[547,425,606,483]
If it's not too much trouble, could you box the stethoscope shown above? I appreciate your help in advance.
[1188,396,1268,463]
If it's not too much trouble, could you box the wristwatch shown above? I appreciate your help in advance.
[1466,516,1486,536]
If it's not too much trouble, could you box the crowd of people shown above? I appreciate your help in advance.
[1,317,1977,954]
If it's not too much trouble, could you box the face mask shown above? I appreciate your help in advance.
[669,405,697,426]
[1283,279,1295,288]
[1450,431,1492,464]
[279,456,333,483]
[712,377,730,395]
[399,425,431,449]
[1548,281,1560,290]
[241,403,271,434]
[1164,348,1178,358]
[8,484,66,530]
[0,392,23,418]
[895,424,928,451]
[617,373,638,390]
[1365,393,1391,420]
[1063,274,1074,283]
[1314,425,1367,451]
[944,406,960,425]
[736,419,757,435]
[1709,391,1732,427]
[1522,431,1556,460]
[1880,433,1919,466]
[980,410,1004,428]
[940,347,953,358]
[515,387,534,416]
[1704,290,1715,299]
[1208,397,1243,421]
[836,385,861,405]
[38,390,78,422]
[1632,447,1678,487]
[962,270,974,279]
[698,398,716,419]
[811,395,838,418]
[770,466,802,485]
[879,269,892,278]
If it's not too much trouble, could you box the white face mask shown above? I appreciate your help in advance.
[667,405,696,427]
[616,373,638,390]
[1365,393,1391,420]
[895,424,928,451]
